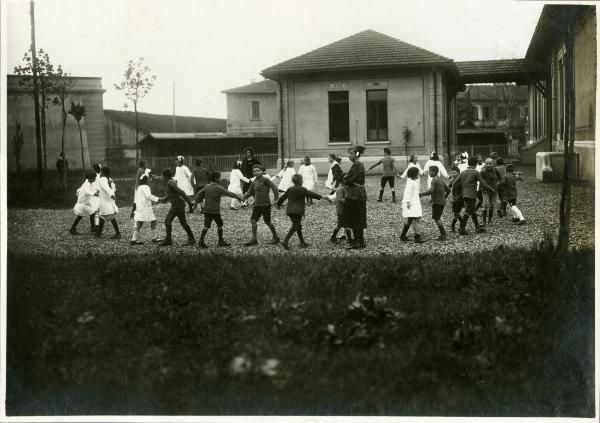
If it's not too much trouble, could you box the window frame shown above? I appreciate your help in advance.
[328,90,350,143]
[366,89,388,142]
[250,101,260,121]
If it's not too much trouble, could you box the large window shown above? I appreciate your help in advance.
[328,91,349,142]
[367,90,388,141]
[497,106,506,120]
[251,101,260,120]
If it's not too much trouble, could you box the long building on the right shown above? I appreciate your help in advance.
[523,5,596,183]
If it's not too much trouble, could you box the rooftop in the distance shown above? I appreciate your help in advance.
[222,79,278,94]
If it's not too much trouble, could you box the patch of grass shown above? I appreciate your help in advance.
[6,247,594,416]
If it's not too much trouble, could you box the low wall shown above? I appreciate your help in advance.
[522,138,551,165]
[574,141,595,183]
[535,152,580,182]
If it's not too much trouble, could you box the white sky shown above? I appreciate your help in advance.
[6,0,547,119]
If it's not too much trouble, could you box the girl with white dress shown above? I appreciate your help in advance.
[174,155,194,211]
[298,156,318,204]
[423,152,449,189]
[131,169,160,245]
[94,166,121,239]
[70,173,99,235]
[276,160,296,193]
[400,154,425,179]
[228,161,250,210]
[400,166,424,243]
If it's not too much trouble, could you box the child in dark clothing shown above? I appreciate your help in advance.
[276,174,330,250]
[242,164,280,246]
[194,171,244,248]
[458,157,495,235]
[156,168,196,246]
[419,165,451,240]
[448,166,464,232]
[497,164,525,224]
[330,181,353,244]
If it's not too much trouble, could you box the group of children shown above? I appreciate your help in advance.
[70,148,526,249]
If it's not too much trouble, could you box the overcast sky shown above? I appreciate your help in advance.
[6,0,547,119]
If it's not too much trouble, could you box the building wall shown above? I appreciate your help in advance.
[6,75,106,171]
[226,92,278,135]
[282,72,445,165]
[104,114,147,158]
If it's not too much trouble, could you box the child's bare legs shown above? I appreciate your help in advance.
[131,221,144,244]
[245,219,259,246]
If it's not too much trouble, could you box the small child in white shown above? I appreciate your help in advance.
[228,161,250,210]
[276,160,296,193]
[70,172,99,235]
[298,156,318,204]
[131,169,160,245]
[400,166,424,243]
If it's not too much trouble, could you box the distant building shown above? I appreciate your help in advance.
[524,5,596,182]
[6,75,106,171]
[456,84,528,157]
[261,30,461,173]
[221,80,279,136]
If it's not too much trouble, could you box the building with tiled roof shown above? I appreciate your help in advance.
[261,29,462,172]
[221,80,279,137]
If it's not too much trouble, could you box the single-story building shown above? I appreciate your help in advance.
[261,29,462,173]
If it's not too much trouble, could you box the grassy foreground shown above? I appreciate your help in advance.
[6,247,594,416]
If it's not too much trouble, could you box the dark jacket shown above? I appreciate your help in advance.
[195,183,240,214]
[344,160,367,202]
[497,172,519,201]
[331,162,343,188]
[277,185,322,216]
[479,166,502,192]
[160,179,190,210]
[243,175,279,206]
[240,157,262,180]
[192,166,210,188]
[449,175,462,201]
[459,168,493,199]
[421,176,450,205]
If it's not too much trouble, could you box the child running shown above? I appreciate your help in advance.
[156,168,196,246]
[276,160,296,193]
[174,155,195,213]
[400,166,424,243]
[479,157,502,226]
[419,165,451,240]
[228,161,249,210]
[242,164,280,246]
[457,157,495,235]
[194,171,244,248]
[131,169,160,245]
[367,147,398,202]
[94,166,121,239]
[276,174,329,250]
[298,156,318,204]
[422,151,449,190]
[497,164,525,225]
[70,172,99,235]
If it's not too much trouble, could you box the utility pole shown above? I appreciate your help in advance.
[172,80,176,133]
[30,0,44,188]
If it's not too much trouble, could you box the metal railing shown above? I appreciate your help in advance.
[456,143,519,158]
[146,153,279,172]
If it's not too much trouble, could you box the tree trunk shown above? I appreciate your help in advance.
[78,120,85,177]
[134,101,139,166]
[557,25,574,252]
[61,99,67,190]
[40,87,48,171]
[30,0,44,189]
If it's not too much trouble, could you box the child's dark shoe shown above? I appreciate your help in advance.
[244,239,258,247]
[450,227,456,233]
[497,210,503,218]
[414,235,425,244]
[130,240,144,245]
[184,238,196,246]
[158,239,173,246]
[517,220,526,225]
[197,241,209,249]
[400,235,409,242]
[329,235,337,243]
[512,217,520,222]
[110,233,122,240]
[476,227,486,233]
[217,240,231,247]
[69,228,78,235]
[437,235,447,241]
[151,238,160,243]
[269,237,280,245]
[458,228,468,236]
[376,199,382,202]
[280,241,290,250]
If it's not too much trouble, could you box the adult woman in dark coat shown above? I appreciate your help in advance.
[240,147,262,194]
[342,146,367,249]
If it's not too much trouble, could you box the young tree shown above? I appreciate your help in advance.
[11,122,25,173]
[68,101,87,176]
[114,57,157,164]
[51,65,74,188]
[14,48,56,171]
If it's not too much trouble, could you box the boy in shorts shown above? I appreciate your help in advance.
[419,165,450,240]
[242,164,280,246]
[367,147,398,202]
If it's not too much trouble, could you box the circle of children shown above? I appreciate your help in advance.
[70,145,525,250]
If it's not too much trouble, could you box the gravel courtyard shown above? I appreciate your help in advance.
[7,166,594,257]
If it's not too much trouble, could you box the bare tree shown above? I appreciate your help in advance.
[114,57,157,164]
[68,101,87,177]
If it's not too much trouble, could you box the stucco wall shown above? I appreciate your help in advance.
[283,73,444,161]
[226,92,278,135]
[6,75,106,170]
[573,8,596,142]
